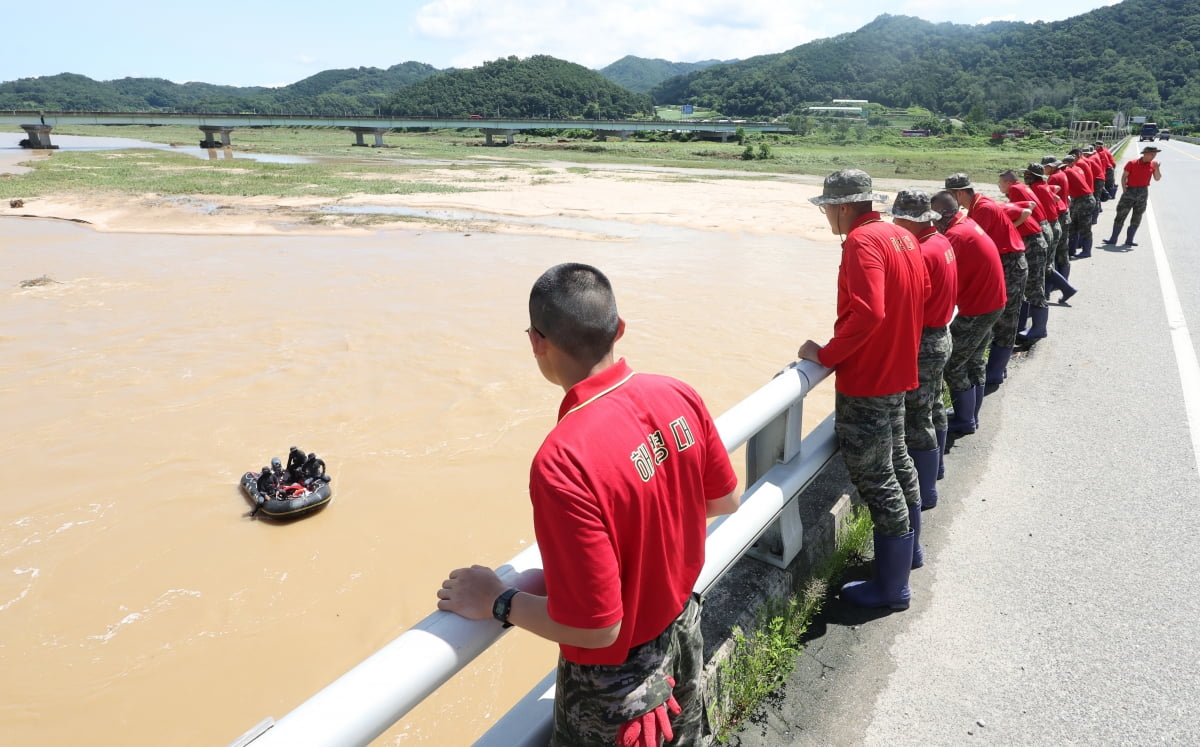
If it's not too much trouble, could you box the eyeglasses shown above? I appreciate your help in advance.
[526,324,546,339]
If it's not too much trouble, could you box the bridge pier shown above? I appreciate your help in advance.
[199,126,234,148]
[350,127,390,147]
[483,129,517,146]
[19,125,57,149]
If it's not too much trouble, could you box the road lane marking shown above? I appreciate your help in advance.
[1146,201,1200,477]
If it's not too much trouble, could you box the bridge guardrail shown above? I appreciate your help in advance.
[231,359,836,747]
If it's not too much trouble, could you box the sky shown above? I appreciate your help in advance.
[1,0,1121,88]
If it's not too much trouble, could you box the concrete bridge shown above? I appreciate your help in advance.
[0,110,792,149]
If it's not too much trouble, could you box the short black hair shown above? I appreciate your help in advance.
[931,190,960,220]
[529,263,620,364]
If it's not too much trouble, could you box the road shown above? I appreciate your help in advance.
[730,139,1200,745]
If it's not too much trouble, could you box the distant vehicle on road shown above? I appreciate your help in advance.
[468,114,484,119]
[1140,122,1159,141]
[1158,129,1171,140]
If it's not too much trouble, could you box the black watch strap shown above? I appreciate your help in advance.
[492,588,519,628]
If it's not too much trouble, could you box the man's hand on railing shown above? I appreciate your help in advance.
[616,676,681,747]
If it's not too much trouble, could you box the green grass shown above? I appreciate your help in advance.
[0,147,472,200]
[708,507,875,741]
[1,124,1113,203]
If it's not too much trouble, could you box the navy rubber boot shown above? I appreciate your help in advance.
[1101,224,1122,245]
[1067,233,1081,259]
[911,448,940,511]
[935,428,947,480]
[986,344,1013,386]
[973,383,986,428]
[1048,268,1077,303]
[1060,260,1072,280]
[1017,300,1031,337]
[840,531,915,610]
[910,504,925,569]
[1125,226,1139,246]
[947,387,977,435]
[1076,237,1093,259]
[1025,305,1049,340]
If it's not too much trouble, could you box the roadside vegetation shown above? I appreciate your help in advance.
[708,507,875,741]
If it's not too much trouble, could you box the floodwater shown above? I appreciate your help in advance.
[0,140,839,745]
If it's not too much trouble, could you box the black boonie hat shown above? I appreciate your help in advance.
[1024,163,1047,180]
[1040,155,1061,167]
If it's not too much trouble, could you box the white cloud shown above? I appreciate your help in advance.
[415,0,828,69]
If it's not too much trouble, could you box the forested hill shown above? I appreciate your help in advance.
[381,55,653,119]
[598,56,733,93]
[651,0,1200,122]
[0,62,440,114]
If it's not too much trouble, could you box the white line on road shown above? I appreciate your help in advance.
[1146,200,1200,477]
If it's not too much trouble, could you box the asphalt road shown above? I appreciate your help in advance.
[729,140,1200,746]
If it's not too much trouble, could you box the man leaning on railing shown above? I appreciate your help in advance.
[437,262,741,746]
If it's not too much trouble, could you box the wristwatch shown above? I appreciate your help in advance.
[492,588,520,628]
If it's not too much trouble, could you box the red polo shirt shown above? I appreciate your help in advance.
[967,193,1024,254]
[530,358,737,665]
[943,213,1006,316]
[1030,180,1060,220]
[1084,155,1105,183]
[1002,201,1041,238]
[817,212,929,397]
[1096,146,1115,170]
[1064,164,1093,197]
[1047,170,1070,214]
[913,226,958,328]
[1007,182,1049,223]
[1124,159,1157,188]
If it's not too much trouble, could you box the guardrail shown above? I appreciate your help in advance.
[231,359,836,747]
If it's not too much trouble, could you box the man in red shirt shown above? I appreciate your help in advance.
[944,173,1027,400]
[438,263,741,747]
[1094,140,1118,199]
[1042,156,1073,275]
[798,169,929,610]
[999,168,1051,354]
[1102,145,1163,247]
[1027,162,1077,307]
[1061,154,1097,259]
[890,189,957,529]
[931,191,1006,444]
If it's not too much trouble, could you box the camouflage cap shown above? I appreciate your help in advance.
[809,168,889,206]
[1040,155,1061,168]
[1093,140,1105,147]
[890,188,940,222]
[1061,154,1078,164]
[1082,145,1095,154]
[1024,162,1048,180]
[944,172,974,190]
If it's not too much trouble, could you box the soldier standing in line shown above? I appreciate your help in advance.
[1102,145,1163,248]
[998,168,1051,350]
[1094,140,1118,200]
[1025,162,1077,306]
[1060,154,1097,259]
[931,191,1006,445]
[798,169,929,608]
[1042,155,1076,294]
[890,189,957,525]
[943,173,1027,399]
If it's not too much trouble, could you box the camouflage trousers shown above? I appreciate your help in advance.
[905,325,952,451]
[835,391,917,537]
[945,309,1002,392]
[1112,186,1150,231]
[1053,213,1070,269]
[1069,195,1096,243]
[1023,228,1049,308]
[1105,167,1116,197]
[992,252,1029,347]
[552,594,710,747]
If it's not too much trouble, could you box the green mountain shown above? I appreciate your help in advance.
[381,55,653,119]
[650,0,1200,122]
[597,56,733,93]
[0,62,440,114]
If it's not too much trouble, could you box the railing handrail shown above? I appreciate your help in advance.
[233,360,833,747]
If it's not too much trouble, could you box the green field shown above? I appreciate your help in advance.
[0,123,1124,201]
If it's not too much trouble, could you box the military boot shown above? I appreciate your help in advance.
[947,387,977,435]
[985,344,1013,386]
[1125,226,1139,246]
